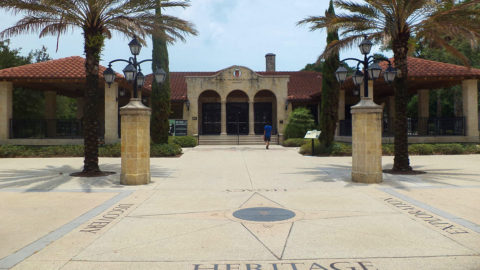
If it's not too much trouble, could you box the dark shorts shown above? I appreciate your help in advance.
[264,136,271,142]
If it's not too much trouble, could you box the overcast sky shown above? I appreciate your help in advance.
[0,0,387,74]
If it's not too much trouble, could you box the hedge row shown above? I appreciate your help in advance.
[293,140,480,156]
[0,143,182,158]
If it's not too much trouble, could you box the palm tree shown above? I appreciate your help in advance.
[299,0,480,172]
[0,0,196,176]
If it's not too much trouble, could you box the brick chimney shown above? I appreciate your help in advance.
[265,53,276,72]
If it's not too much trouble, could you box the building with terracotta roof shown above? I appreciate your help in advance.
[0,54,478,145]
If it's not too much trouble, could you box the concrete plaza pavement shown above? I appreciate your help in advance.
[0,145,479,270]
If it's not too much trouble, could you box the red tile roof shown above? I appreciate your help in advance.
[0,56,122,81]
[145,71,322,101]
[380,57,480,78]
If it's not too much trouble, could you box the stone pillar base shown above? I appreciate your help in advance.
[351,98,383,184]
[120,99,151,185]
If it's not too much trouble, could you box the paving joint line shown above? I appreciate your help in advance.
[380,187,480,233]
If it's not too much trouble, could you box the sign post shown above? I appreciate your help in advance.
[304,130,321,155]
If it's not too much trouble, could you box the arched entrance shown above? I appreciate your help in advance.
[198,90,221,135]
[226,90,249,135]
[254,90,277,135]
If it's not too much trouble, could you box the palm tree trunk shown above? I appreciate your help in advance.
[392,33,412,172]
[82,30,103,173]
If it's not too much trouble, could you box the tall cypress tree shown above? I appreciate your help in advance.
[318,0,340,148]
[151,4,171,144]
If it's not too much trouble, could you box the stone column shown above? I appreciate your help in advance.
[462,80,479,138]
[45,91,57,137]
[0,82,13,140]
[249,101,255,135]
[187,97,198,136]
[351,98,383,183]
[336,89,345,136]
[120,99,151,185]
[221,100,227,135]
[368,80,374,100]
[104,82,119,144]
[183,101,189,121]
[418,89,429,136]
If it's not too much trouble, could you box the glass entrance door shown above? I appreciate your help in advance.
[202,103,221,134]
[227,103,249,135]
[254,102,273,134]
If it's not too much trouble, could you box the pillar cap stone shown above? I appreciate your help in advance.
[120,98,151,115]
[351,98,383,114]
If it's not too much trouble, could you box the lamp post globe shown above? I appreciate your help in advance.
[359,36,373,55]
[123,64,136,82]
[154,67,167,84]
[335,66,348,83]
[352,69,364,86]
[136,71,145,88]
[384,65,397,83]
[128,36,142,56]
[368,62,382,80]
[103,67,116,85]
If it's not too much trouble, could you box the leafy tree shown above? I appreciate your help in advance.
[0,40,30,68]
[0,0,196,175]
[298,0,480,172]
[150,1,196,144]
[284,107,315,139]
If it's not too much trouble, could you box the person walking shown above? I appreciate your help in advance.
[263,123,272,149]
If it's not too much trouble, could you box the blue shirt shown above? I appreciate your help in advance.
[264,125,272,137]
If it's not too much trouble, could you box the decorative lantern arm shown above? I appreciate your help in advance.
[108,59,132,66]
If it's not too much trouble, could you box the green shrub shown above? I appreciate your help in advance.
[151,143,182,157]
[284,107,315,139]
[299,140,321,155]
[382,144,394,155]
[464,144,480,154]
[299,141,351,156]
[409,144,434,155]
[283,138,308,147]
[330,142,352,155]
[432,144,464,155]
[99,143,121,157]
[172,136,197,147]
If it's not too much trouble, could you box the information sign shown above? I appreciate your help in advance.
[304,130,321,139]
[174,120,188,136]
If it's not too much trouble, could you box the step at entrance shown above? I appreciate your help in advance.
[198,135,279,145]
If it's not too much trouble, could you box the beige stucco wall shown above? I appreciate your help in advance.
[184,66,289,136]
[0,81,13,140]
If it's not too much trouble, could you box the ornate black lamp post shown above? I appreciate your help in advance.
[103,36,166,98]
[335,35,397,97]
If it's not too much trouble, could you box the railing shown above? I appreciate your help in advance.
[338,119,352,136]
[339,117,465,137]
[227,121,248,135]
[9,119,84,139]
